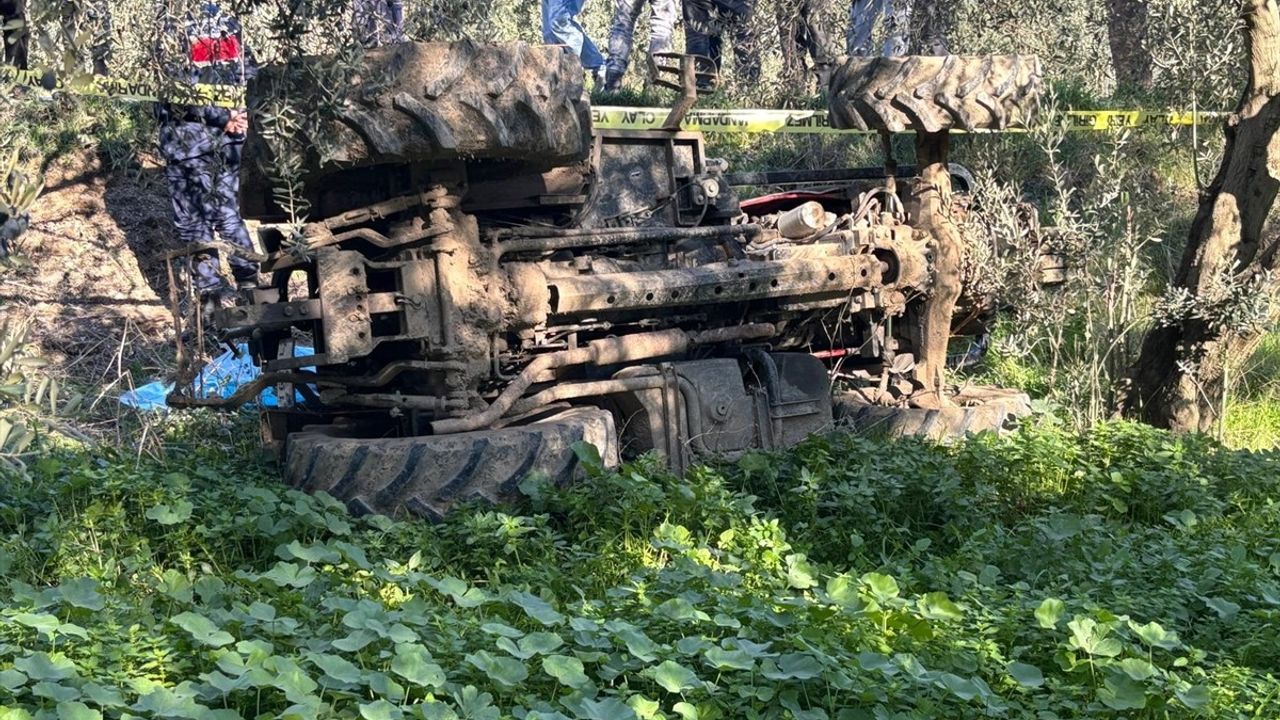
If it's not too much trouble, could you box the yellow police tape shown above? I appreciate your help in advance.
[0,65,246,108]
[0,65,1221,133]
[592,106,1226,134]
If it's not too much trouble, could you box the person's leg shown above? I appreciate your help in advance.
[569,0,605,70]
[606,0,644,85]
[847,0,884,56]
[354,0,378,46]
[385,0,406,43]
[649,0,678,56]
[683,0,713,59]
[545,0,603,71]
[777,1,802,82]
[209,145,259,288]
[165,157,220,294]
[881,0,912,57]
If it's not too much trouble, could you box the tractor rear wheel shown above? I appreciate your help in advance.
[283,407,618,520]
[828,55,1043,133]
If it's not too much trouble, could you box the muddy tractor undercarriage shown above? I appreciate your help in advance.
[168,43,1043,518]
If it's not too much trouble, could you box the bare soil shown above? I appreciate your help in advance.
[0,151,179,386]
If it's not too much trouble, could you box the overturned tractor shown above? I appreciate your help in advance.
[169,43,1042,519]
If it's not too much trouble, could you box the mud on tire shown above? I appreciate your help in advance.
[828,55,1043,134]
[246,41,593,185]
[283,408,618,520]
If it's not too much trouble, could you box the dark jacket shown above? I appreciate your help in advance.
[155,2,258,163]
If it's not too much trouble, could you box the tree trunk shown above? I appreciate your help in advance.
[1106,0,1153,89]
[1126,0,1280,432]
[907,131,964,406]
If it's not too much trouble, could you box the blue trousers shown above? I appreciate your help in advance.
[542,0,605,71]
[165,145,258,293]
[605,0,678,79]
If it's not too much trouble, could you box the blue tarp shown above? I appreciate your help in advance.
[121,344,314,411]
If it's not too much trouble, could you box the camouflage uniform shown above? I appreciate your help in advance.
[682,0,759,84]
[778,0,832,87]
[604,0,679,90]
[847,0,912,57]
[155,3,259,295]
[354,0,406,47]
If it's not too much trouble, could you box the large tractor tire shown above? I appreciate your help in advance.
[828,55,1043,133]
[244,41,593,196]
[284,407,618,520]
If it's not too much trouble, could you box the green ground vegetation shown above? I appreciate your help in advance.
[0,414,1278,719]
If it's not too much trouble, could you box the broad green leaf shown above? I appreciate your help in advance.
[573,697,636,720]
[1035,598,1065,629]
[1067,617,1121,657]
[391,644,446,689]
[145,500,194,525]
[825,574,859,607]
[367,672,406,700]
[1204,597,1240,621]
[919,592,963,621]
[541,655,590,689]
[1098,674,1147,710]
[627,695,661,720]
[32,682,80,703]
[860,573,899,604]
[509,591,565,626]
[171,611,235,648]
[704,646,754,671]
[1007,662,1044,688]
[281,540,341,565]
[938,673,981,702]
[785,554,818,590]
[518,632,564,657]
[248,601,277,622]
[81,684,125,709]
[645,660,699,693]
[1117,658,1158,681]
[608,622,661,662]
[479,622,525,639]
[465,651,528,688]
[55,702,101,720]
[762,653,823,681]
[15,653,78,682]
[13,612,61,635]
[1127,620,1180,650]
[1175,685,1211,709]
[271,658,320,704]
[308,653,364,684]
[655,598,710,623]
[0,668,27,691]
[261,562,318,589]
[359,700,403,720]
[332,630,378,652]
[58,578,105,611]
[672,702,699,720]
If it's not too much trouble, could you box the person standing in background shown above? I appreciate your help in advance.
[1,0,28,69]
[542,0,605,83]
[682,0,759,85]
[847,0,912,57]
[354,0,406,47]
[155,2,260,313]
[778,0,833,89]
[603,0,678,91]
